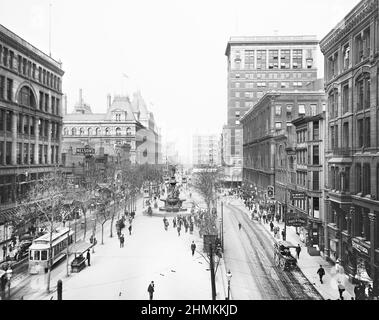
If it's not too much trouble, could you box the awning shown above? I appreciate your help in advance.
[69,240,93,255]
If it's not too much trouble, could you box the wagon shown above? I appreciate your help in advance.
[274,241,298,271]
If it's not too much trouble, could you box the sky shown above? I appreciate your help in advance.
[0,0,361,164]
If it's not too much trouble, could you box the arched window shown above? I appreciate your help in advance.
[88,128,92,136]
[356,73,370,111]
[79,128,84,135]
[126,127,131,135]
[116,127,121,136]
[105,128,110,135]
[18,86,36,108]
[63,127,68,136]
[95,127,100,136]
[72,128,76,136]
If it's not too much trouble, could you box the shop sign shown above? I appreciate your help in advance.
[352,240,369,255]
[291,192,306,200]
[76,145,95,155]
[286,216,307,227]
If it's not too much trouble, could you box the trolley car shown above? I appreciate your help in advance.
[28,227,74,274]
[274,241,298,271]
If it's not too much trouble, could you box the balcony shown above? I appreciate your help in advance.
[327,148,353,157]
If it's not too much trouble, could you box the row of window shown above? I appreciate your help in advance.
[0,43,62,92]
[0,109,60,139]
[233,81,306,92]
[234,49,313,70]
[63,126,134,136]
[0,75,13,101]
[234,72,314,80]
[0,141,59,165]
[327,27,371,81]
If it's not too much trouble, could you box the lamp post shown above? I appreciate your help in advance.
[226,270,232,300]
[6,267,12,300]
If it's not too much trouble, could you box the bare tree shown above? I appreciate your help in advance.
[18,167,67,293]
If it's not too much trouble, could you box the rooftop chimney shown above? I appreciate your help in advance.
[79,88,83,106]
[107,94,112,110]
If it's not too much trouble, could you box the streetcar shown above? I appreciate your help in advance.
[274,241,298,271]
[28,227,74,274]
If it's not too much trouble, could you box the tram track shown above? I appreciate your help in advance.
[225,202,323,300]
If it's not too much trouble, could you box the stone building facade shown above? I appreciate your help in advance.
[0,24,64,258]
[320,0,379,292]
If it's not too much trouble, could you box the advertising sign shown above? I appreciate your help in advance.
[291,192,306,201]
[76,145,95,155]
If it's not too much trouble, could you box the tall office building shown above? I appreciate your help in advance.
[224,36,319,186]
[192,134,220,167]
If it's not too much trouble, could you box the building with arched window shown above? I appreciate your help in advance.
[320,0,378,293]
[0,24,64,258]
[62,90,162,167]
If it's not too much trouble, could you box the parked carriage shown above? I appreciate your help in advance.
[274,241,298,271]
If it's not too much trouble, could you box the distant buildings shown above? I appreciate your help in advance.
[192,134,220,167]
[163,141,179,165]
[320,0,378,291]
[61,90,162,173]
[0,24,64,258]
[224,35,320,186]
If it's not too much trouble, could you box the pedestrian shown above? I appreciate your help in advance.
[177,225,181,236]
[338,281,345,300]
[128,224,132,235]
[296,244,301,259]
[86,249,91,266]
[191,241,196,256]
[147,281,155,300]
[270,221,274,232]
[317,265,325,284]
[173,217,177,228]
[120,234,125,248]
[281,229,286,240]
[238,222,242,230]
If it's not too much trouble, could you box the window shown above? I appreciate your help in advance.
[95,127,100,135]
[342,83,349,114]
[16,143,22,164]
[313,171,319,190]
[343,122,349,148]
[355,28,371,63]
[281,82,289,89]
[364,117,370,148]
[292,49,302,69]
[30,116,34,135]
[268,50,279,69]
[244,50,255,69]
[23,143,29,164]
[2,47,8,66]
[275,122,282,130]
[313,121,319,140]
[105,128,110,135]
[6,79,13,101]
[356,163,362,193]
[44,145,48,163]
[256,50,267,69]
[17,114,22,134]
[51,96,55,114]
[6,111,12,132]
[44,93,49,112]
[313,145,319,165]
[38,144,42,163]
[79,128,84,135]
[357,119,364,147]
[30,144,34,163]
[343,43,350,70]
[5,142,11,164]
[363,163,371,196]
[235,111,240,118]
[356,73,370,111]
[235,92,240,98]
[0,75,4,99]
[275,105,282,116]
[72,128,76,136]
[0,109,3,131]
[116,127,121,136]
[235,101,240,108]
[19,86,36,108]
[235,82,240,88]
[280,50,290,69]
[328,89,338,119]
[126,127,131,135]
[310,104,317,116]
[328,51,339,79]
[298,105,305,115]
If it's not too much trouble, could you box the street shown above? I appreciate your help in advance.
[222,196,323,300]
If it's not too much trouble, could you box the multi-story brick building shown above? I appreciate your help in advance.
[241,91,326,250]
[320,0,379,292]
[0,24,64,258]
[224,36,319,186]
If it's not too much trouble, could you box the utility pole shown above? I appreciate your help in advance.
[221,201,224,252]
[209,243,216,300]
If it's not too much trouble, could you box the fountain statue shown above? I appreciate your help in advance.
[159,165,187,213]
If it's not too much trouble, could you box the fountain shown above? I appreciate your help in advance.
[158,166,187,213]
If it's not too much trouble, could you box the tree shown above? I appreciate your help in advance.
[18,167,67,293]
[192,167,223,236]
[95,187,112,244]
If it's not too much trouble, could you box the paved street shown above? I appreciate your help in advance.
[221,196,323,300]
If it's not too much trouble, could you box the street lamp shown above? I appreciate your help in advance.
[6,266,12,300]
[226,270,232,300]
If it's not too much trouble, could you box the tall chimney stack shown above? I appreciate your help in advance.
[107,94,112,110]
[79,88,83,106]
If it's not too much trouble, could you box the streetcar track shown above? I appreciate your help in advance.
[225,202,323,300]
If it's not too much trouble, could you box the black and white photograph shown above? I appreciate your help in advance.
[0,0,378,306]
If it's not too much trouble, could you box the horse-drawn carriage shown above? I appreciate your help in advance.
[274,241,298,271]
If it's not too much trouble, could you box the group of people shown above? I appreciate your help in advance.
[117,211,135,248]
[165,215,194,236]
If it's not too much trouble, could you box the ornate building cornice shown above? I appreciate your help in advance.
[320,0,377,54]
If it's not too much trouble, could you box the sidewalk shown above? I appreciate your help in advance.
[229,197,355,300]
